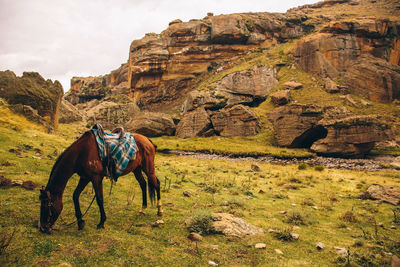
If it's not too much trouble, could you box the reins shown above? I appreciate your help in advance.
[51,194,97,227]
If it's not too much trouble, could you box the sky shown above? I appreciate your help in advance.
[0,0,320,92]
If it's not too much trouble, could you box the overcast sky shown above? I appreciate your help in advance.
[0,0,320,92]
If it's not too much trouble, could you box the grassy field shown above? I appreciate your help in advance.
[1,104,400,266]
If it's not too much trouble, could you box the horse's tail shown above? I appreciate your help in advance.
[146,136,158,205]
[148,138,157,151]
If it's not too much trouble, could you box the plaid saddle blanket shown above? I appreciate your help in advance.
[91,124,138,181]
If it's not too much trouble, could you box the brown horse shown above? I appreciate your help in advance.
[39,130,162,234]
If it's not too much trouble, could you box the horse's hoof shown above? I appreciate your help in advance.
[157,211,163,217]
[97,224,104,229]
[78,220,86,230]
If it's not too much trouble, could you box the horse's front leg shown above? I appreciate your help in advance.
[92,176,106,229]
[73,177,90,230]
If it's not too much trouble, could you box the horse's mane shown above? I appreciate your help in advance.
[48,131,92,181]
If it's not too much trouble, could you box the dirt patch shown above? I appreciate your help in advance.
[0,176,38,190]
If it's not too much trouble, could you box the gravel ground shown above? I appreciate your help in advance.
[165,150,398,172]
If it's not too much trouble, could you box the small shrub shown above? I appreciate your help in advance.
[285,210,308,225]
[314,165,325,171]
[298,163,308,170]
[353,239,364,247]
[186,210,215,235]
[273,228,294,242]
[224,198,245,209]
[289,177,302,184]
[301,197,314,206]
[273,193,288,199]
[341,211,358,223]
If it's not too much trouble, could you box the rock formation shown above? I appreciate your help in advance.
[124,112,176,137]
[176,108,212,138]
[125,13,311,110]
[269,104,393,156]
[60,0,400,155]
[59,99,85,124]
[210,105,261,137]
[0,70,63,131]
[65,63,129,105]
[292,18,400,102]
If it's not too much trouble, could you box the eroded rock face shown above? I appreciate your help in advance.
[59,99,85,124]
[176,108,212,138]
[126,13,312,110]
[214,66,278,106]
[292,19,400,102]
[311,115,393,156]
[269,104,328,147]
[211,105,261,137]
[65,63,129,105]
[342,55,400,102]
[85,101,138,130]
[269,104,392,156]
[124,112,176,137]
[0,70,63,131]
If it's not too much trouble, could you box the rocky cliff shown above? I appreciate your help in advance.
[0,70,63,131]
[63,0,400,156]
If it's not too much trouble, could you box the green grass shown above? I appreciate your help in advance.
[153,135,315,158]
[1,106,400,266]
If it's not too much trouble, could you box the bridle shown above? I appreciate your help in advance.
[39,188,58,227]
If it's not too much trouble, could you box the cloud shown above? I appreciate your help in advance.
[0,0,319,92]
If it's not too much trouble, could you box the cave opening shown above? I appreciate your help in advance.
[290,126,328,148]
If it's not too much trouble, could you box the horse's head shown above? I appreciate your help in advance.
[39,186,59,234]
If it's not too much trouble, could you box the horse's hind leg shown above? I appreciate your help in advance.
[92,175,106,229]
[73,177,90,230]
[143,157,163,216]
[133,168,147,215]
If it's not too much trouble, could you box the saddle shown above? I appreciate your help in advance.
[91,124,137,181]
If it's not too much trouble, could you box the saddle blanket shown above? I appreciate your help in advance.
[91,124,138,180]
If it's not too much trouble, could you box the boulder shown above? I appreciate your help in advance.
[358,185,400,205]
[182,90,227,113]
[176,108,212,138]
[86,101,138,130]
[59,99,85,123]
[324,78,339,93]
[211,105,261,137]
[269,104,393,156]
[124,112,175,137]
[270,90,291,105]
[0,71,63,131]
[268,104,327,147]
[214,66,278,106]
[211,213,264,237]
[310,115,393,156]
[283,81,303,90]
